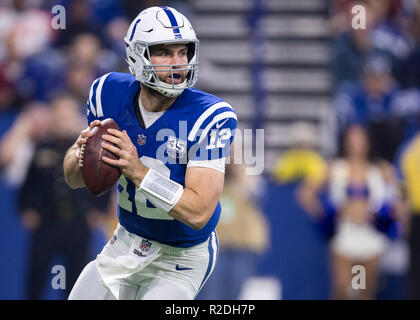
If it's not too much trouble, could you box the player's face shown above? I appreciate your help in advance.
[149,44,189,85]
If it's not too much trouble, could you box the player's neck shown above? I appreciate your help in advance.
[140,85,176,113]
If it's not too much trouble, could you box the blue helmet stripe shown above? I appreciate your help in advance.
[129,19,141,41]
[160,6,182,39]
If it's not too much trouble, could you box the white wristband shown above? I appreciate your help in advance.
[138,169,184,213]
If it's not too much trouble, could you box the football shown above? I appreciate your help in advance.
[79,118,121,196]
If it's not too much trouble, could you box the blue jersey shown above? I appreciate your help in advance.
[86,72,237,247]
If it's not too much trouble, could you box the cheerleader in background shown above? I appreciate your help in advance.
[299,124,405,299]
[327,125,405,299]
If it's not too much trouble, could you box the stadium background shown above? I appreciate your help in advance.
[0,0,419,299]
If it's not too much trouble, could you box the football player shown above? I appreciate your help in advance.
[63,6,237,300]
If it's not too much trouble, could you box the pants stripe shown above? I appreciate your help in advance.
[198,232,218,292]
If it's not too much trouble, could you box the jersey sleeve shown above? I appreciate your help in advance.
[187,101,237,172]
[86,72,124,124]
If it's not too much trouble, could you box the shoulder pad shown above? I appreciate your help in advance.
[87,72,136,122]
[188,100,237,143]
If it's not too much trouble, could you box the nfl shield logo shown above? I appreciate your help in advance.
[140,239,152,252]
[137,134,146,146]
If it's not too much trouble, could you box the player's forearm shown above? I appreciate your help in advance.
[63,143,85,189]
[134,166,223,230]
[169,187,218,230]
[134,171,214,230]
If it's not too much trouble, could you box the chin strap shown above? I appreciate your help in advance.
[142,78,187,98]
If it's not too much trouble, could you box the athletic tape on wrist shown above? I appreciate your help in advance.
[138,169,184,212]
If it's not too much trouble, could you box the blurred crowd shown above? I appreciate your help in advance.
[274,0,420,299]
[1,0,420,300]
[0,0,187,300]
[0,0,161,118]
[330,0,420,162]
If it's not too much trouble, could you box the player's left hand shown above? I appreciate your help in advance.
[101,129,148,187]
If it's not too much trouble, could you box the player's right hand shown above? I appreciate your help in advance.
[75,120,101,160]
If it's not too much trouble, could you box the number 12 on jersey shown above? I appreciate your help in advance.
[206,128,231,150]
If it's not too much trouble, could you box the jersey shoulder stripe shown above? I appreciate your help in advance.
[188,101,236,142]
[87,72,137,122]
[88,73,110,118]
[95,73,111,117]
[88,77,100,117]
[197,111,237,143]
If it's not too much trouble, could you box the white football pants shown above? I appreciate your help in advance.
[68,224,218,300]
